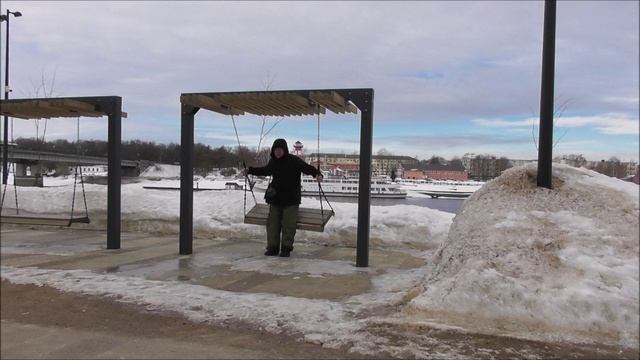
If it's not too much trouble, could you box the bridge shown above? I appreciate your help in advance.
[0,148,138,167]
[0,147,140,186]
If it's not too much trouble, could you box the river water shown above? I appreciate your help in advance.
[310,195,465,214]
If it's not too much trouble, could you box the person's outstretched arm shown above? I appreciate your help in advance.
[295,157,321,178]
[247,159,274,176]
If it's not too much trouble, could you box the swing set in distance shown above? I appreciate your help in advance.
[0,96,126,250]
[180,88,374,267]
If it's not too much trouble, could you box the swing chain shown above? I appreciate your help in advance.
[69,117,90,221]
[315,103,335,216]
[1,118,19,214]
[1,162,20,215]
[231,112,257,215]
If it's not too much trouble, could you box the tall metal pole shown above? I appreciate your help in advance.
[107,98,122,249]
[180,103,197,255]
[356,90,373,267]
[3,10,10,185]
[537,0,556,189]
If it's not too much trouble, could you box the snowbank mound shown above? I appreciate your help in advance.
[140,164,180,179]
[408,164,639,349]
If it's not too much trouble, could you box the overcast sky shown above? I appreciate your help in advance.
[1,1,638,161]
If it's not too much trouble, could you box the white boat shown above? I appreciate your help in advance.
[395,179,484,198]
[301,177,407,199]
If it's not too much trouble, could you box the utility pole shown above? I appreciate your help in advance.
[1,9,23,184]
[536,0,556,189]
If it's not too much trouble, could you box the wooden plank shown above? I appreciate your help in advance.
[243,94,295,117]
[181,94,244,116]
[258,94,299,116]
[1,215,71,226]
[284,93,317,115]
[310,91,349,114]
[51,99,105,117]
[2,100,101,119]
[238,94,286,116]
[244,204,333,232]
[218,94,280,117]
[272,93,312,116]
[1,99,126,119]
[345,101,358,114]
[268,94,306,116]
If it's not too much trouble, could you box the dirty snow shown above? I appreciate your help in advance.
[408,163,639,349]
[0,266,372,349]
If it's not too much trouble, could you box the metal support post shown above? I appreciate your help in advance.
[180,104,197,255]
[537,0,556,189]
[107,98,122,249]
[355,90,374,267]
[2,12,11,185]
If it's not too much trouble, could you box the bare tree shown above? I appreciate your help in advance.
[255,71,284,163]
[25,67,58,143]
[530,95,573,151]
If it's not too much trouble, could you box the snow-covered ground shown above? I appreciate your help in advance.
[140,163,181,178]
[1,171,453,253]
[2,163,638,353]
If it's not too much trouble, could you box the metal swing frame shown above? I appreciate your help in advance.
[179,88,374,267]
[2,116,92,227]
[0,96,126,249]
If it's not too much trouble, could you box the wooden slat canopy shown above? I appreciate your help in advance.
[1,99,128,119]
[244,204,334,232]
[181,90,358,117]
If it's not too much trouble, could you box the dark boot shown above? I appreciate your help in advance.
[264,248,279,256]
[279,247,292,257]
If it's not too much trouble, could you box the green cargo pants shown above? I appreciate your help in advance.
[266,205,299,251]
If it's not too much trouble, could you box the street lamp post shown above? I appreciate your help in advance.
[1,9,22,185]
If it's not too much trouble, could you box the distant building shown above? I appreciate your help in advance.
[509,159,537,167]
[404,162,468,180]
[464,155,511,180]
[305,153,418,177]
[555,154,587,168]
[625,161,638,177]
[225,182,243,190]
[68,164,108,175]
[585,159,633,179]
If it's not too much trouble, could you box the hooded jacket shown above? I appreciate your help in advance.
[248,138,320,206]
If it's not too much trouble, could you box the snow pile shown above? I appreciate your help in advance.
[407,163,639,349]
[140,164,180,179]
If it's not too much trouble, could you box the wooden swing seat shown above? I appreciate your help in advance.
[1,215,90,227]
[244,204,333,232]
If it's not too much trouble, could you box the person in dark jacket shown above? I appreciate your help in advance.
[246,138,323,257]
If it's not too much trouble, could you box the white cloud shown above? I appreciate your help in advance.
[472,113,639,135]
[471,118,536,128]
[603,96,640,105]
